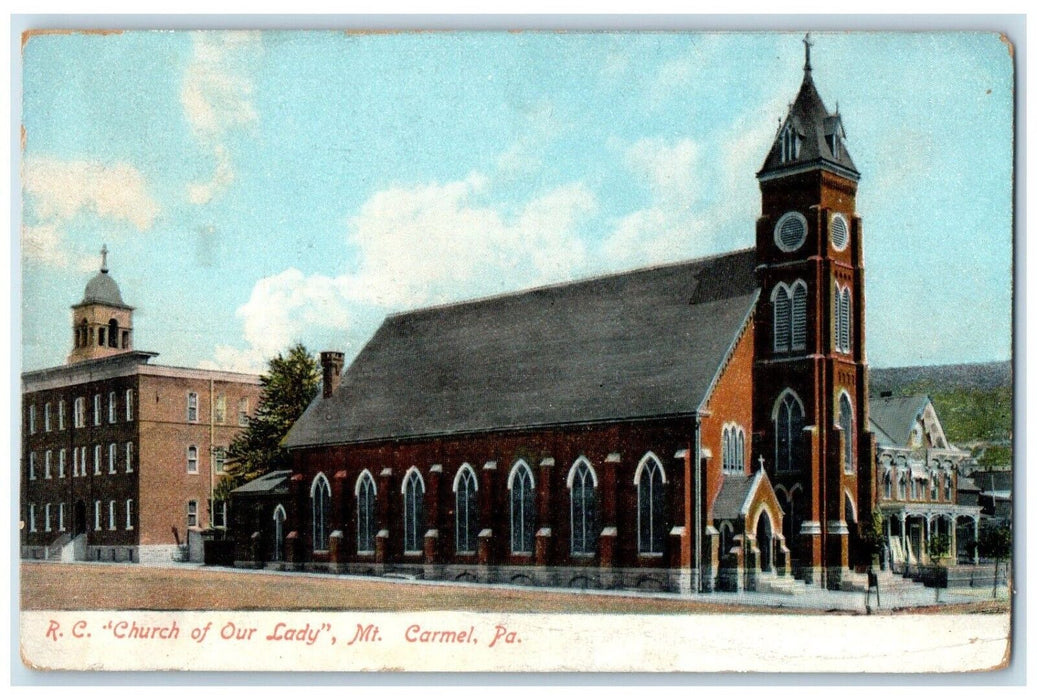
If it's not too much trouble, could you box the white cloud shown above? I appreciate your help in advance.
[21,155,160,267]
[206,175,598,370]
[181,31,260,205]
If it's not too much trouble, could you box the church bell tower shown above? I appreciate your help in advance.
[68,245,135,364]
[752,35,875,588]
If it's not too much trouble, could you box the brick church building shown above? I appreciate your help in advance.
[21,248,262,563]
[236,39,878,592]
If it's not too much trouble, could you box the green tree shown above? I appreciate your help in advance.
[978,523,1012,598]
[215,344,321,501]
[926,533,950,565]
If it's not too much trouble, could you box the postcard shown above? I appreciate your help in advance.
[18,27,1014,673]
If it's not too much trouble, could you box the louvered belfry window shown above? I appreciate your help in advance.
[834,286,852,353]
[791,283,808,350]
[773,287,791,351]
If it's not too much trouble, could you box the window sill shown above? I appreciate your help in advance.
[638,552,664,558]
[403,550,423,556]
[357,550,375,556]
[570,552,596,558]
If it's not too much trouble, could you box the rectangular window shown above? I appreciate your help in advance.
[125,389,134,422]
[211,499,227,528]
[45,503,52,532]
[944,474,952,501]
[238,398,249,426]
[187,392,198,422]
[109,391,117,423]
[109,500,117,530]
[58,400,66,430]
[80,446,88,476]
[45,450,52,479]
[94,501,102,531]
[93,394,101,426]
[59,503,66,532]
[72,448,79,477]
[29,453,36,480]
[187,500,198,528]
[29,504,37,532]
[74,397,85,428]
[108,443,117,474]
[187,446,199,474]
[28,404,36,434]
[214,447,226,474]
[59,449,66,478]
[125,442,134,473]
[126,499,134,530]
[94,445,102,475]
[44,403,52,432]
[215,395,226,424]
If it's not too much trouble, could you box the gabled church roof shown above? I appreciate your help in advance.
[758,38,859,181]
[284,248,759,448]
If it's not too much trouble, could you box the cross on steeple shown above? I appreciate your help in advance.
[100,244,109,273]
[758,454,766,472]
[803,32,814,73]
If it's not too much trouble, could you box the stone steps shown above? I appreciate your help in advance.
[757,574,811,596]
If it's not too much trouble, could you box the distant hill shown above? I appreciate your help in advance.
[870,361,1012,394]
[869,360,1013,457]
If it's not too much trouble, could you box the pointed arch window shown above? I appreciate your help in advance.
[838,393,854,474]
[568,458,598,555]
[774,390,806,473]
[722,424,746,473]
[772,280,807,352]
[355,471,376,554]
[635,453,666,555]
[453,464,478,554]
[791,281,808,350]
[508,460,535,555]
[780,124,800,163]
[310,473,331,551]
[834,285,852,353]
[272,504,287,561]
[402,468,425,554]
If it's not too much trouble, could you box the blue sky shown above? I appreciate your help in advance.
[19,30,1014,373]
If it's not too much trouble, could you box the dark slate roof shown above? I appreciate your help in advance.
[868,395,930,448]
[231,470,292,496]
[969,470,1013,494]
[76,270,131,309]
[712,472,758,521]
[957,476,980,493]
[758,71,859,180]
[284,249,759,448]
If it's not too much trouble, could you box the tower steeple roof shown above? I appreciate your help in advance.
[76,244,131,309]
[758,35,859,182]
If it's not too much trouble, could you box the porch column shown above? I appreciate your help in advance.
[948,515,957,565]
[973,517,980,564]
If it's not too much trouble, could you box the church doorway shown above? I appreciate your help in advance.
[756,511,774,573]
[73,500,87,536]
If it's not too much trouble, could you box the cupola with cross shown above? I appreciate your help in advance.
[67,245,135,364]
[751,34,875,589]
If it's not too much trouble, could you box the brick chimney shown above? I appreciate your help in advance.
[320,351,345,399]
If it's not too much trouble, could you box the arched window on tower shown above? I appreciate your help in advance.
[508,460,535,555]
[310,473,331,551]
[453,464,478,554]
[635,453,666,555]
[108,319,119,348]
[774,391,806,473]
[568,457,598,555]
[791,281,808,350]
[834,286,852,353]
[772,284,791,352]
[839,393,854,474]
[780,124,800,163]
[402,468,425,554]
[355,470,376,554]
[772,281,807,353]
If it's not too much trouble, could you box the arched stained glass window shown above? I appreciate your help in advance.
[775,391,806,473]
[568,458,598,555]
[356,471,376,553]
[509,461,535,554]
[839,393,854,474]
[454,464,478,554]
[311,473,331,551]
[636,453,666,555]
[402,469,425,553]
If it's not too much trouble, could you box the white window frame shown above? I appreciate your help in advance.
[213,447,225,474]
[400,467,425,555]
[355,470,377,554]
[187,392,199,422]
[108,391,117,423]
[93,394,101,426]
[125,442,134,473]
[830,212,850,252]
[187,500,198,528]
[187,445,199,474]
[44,402,52,432]
[238,398,249,426]
[212,499,227,529]
[28,404,36,434]
[634,452,667,555]
[838,391,855,474]
[58,449,66,478]
[125,389,133,422]
[45,450,52,479]
[59,503,66,532]
[45,503,52,532]
[94,445,102,475]
[94,500,102,531]
[774,211,808,253]
[108,500,117,530]
[567,456,599,556]
[452,463,479,555]
[58,400,66,430]
[215,395,226,424]
[29,504,37,532]
[29,452,36,480]
[108,443,117,474]
[74,397,85,428]
[312,472,333,551]
[126,499,134,530]
[72,447,79,477]
[507,460,535,555]
[80,446,88,477]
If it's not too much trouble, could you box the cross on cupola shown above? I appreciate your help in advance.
[803,32,814,72]
[100,244,109,274]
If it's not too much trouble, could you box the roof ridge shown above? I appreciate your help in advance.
[387,247,757,320]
